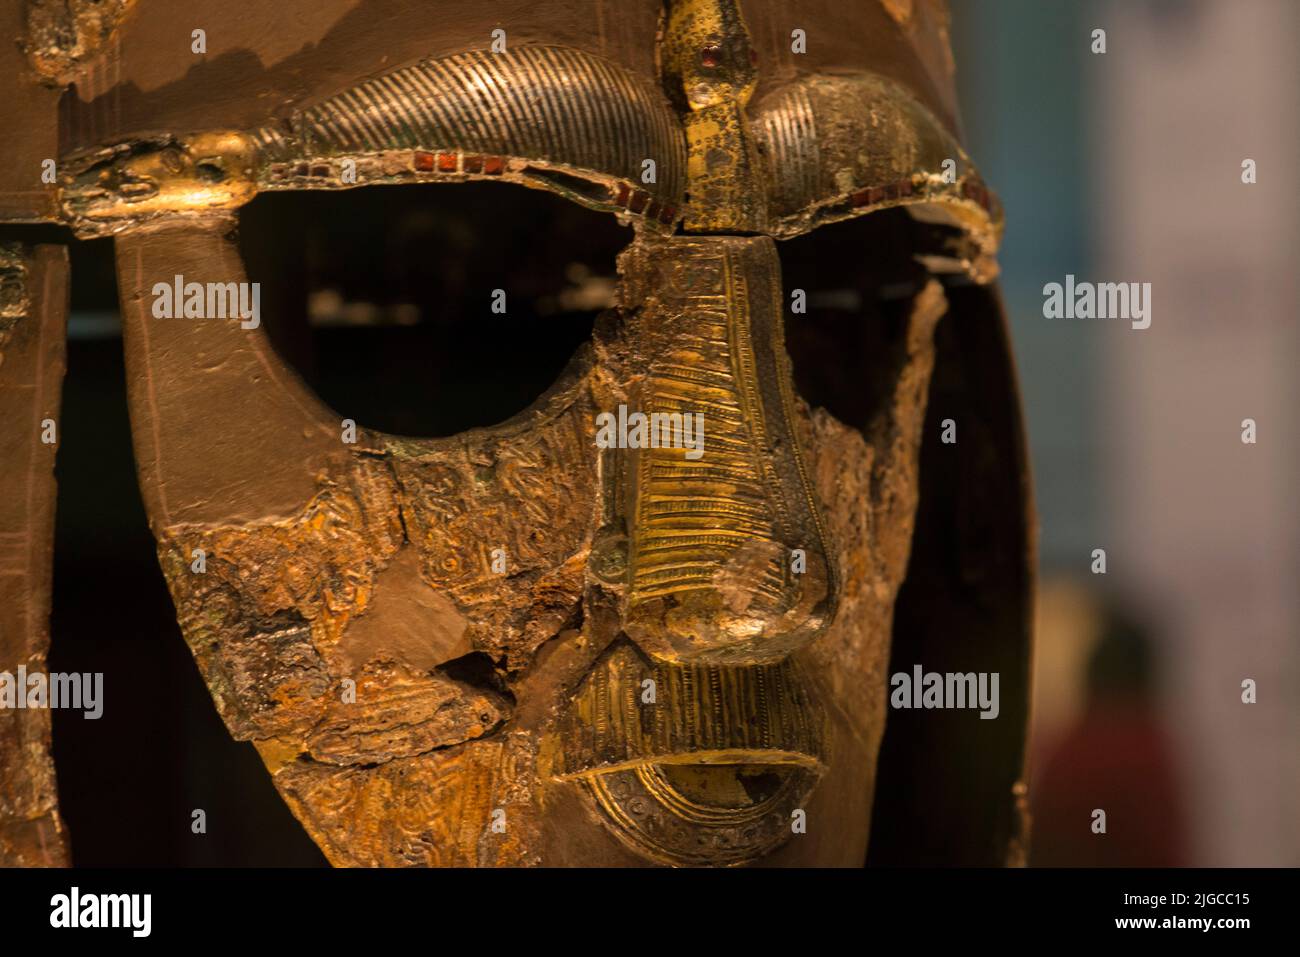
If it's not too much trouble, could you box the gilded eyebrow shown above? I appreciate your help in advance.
[751,72,1001,260]
[56,46,688,238]
[253,46,687,229]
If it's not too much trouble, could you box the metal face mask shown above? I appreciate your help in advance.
[5,0,1033,866]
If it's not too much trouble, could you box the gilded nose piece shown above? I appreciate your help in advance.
[610,235,837,665]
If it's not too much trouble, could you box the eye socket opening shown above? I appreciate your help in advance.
[237,180,633,438]
[780,206,973,433]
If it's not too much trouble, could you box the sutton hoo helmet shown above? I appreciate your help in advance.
[1,0,1033,866]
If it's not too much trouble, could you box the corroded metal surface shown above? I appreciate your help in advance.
[663,0,767,232]
[111,221,863,868]
[0,0,1034,867]
[22,0,137,83]
[114,220,946,866]
[0,242,69,866]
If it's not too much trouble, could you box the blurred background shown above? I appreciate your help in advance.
[952,0,1299,866]
[34,0,1298,866]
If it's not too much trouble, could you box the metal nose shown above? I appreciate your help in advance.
[608,235,837,665]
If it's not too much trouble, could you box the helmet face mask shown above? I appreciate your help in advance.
[1,0,1033,867]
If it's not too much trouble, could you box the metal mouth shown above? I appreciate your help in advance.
[557,640,826,777]
[581,760,818,866]
[563,747,820,779]
[558,639,826,865]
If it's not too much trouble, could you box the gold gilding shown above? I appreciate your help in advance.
[662,0,768,233]
[616,235,835,664]
[58,131,259,235]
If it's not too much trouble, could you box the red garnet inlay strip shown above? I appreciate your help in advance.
[463,155,484,174]
[414,151,436,172]
[483,156,504,175]
[842,175,997,214]
[436,152,458,172]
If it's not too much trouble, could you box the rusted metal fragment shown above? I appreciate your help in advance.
[151,449,522,769]
[305,661,511,767]
[112,217,597,859]
[0,242,69,866]
[383,407,597,671]
[23,0,137,83]
[275,731,541,867]
[209,609,332,740]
